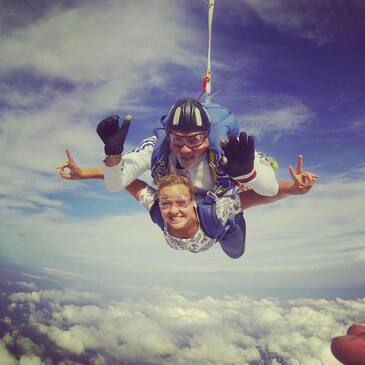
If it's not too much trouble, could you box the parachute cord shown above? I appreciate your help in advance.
[199,0,215,104]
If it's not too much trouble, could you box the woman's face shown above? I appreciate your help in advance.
[158,183,196,232]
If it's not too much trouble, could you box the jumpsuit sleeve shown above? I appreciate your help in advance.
[138,185,157,211]
[103,136,156,192]
[245,151,279,197]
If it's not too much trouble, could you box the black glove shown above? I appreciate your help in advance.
[221,132,255,179]
[96,115,132,155]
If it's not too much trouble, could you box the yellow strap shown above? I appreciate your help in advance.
[208,150,217,184]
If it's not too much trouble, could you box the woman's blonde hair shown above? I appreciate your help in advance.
[156,174,194,198]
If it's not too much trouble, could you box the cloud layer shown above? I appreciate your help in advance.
[2,283,364,365]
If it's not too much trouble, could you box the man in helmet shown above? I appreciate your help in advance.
[98,97,279,198]
[59,97,278,199]
[163,97,212,169]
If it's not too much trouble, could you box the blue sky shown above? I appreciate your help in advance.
[0,1,365,363]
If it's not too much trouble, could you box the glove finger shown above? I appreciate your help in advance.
[97,115,119,137]
[118,118,132,146]
[222,135,239,155]
[224,134,236,145]
[228,134,237,143]
[106,115,120,135]
[238,131,248,146]
[120,115,132,130]
[247,135,255,153]
[221,142,235,156]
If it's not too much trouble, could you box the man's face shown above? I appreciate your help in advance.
[169,131,209,168]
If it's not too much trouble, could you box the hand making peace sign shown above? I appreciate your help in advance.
[288,155,319,195]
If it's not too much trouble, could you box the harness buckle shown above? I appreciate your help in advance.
[204,190,218,204]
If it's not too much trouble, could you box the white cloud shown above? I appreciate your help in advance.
[4,287,364,364]
[41,268,85,280]
[15,282,38,290]
[36,324,85,355]
[0,0,202,229]
[18,356,44,365]
[54,304,103,324]
[1,334,14,347]
[238,97,313,140]
[1,317,12,326]
[16,337,41,358]
[348,117,365,135]
[0,1,197,82]
[9,289,101,308]
[9,292,41,304]
[356,250,365,262]
[240,0,365,45]
[240,175,365,279]
[0,342,17,365]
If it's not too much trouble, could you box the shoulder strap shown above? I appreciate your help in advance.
[196,192,227,239]
[151,124,171,182]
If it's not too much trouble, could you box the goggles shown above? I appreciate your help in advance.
[159,195,193,210]
[167,131,209,148]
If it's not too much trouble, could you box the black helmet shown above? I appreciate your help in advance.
[165,97,211,132]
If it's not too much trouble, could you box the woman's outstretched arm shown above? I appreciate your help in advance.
[240,155,319,210]
[57,149,147,199]
[57,150,104,180]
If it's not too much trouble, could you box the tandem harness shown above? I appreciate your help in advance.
[150,102,246,259]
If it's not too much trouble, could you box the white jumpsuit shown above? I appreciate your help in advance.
[104,136,279,197]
